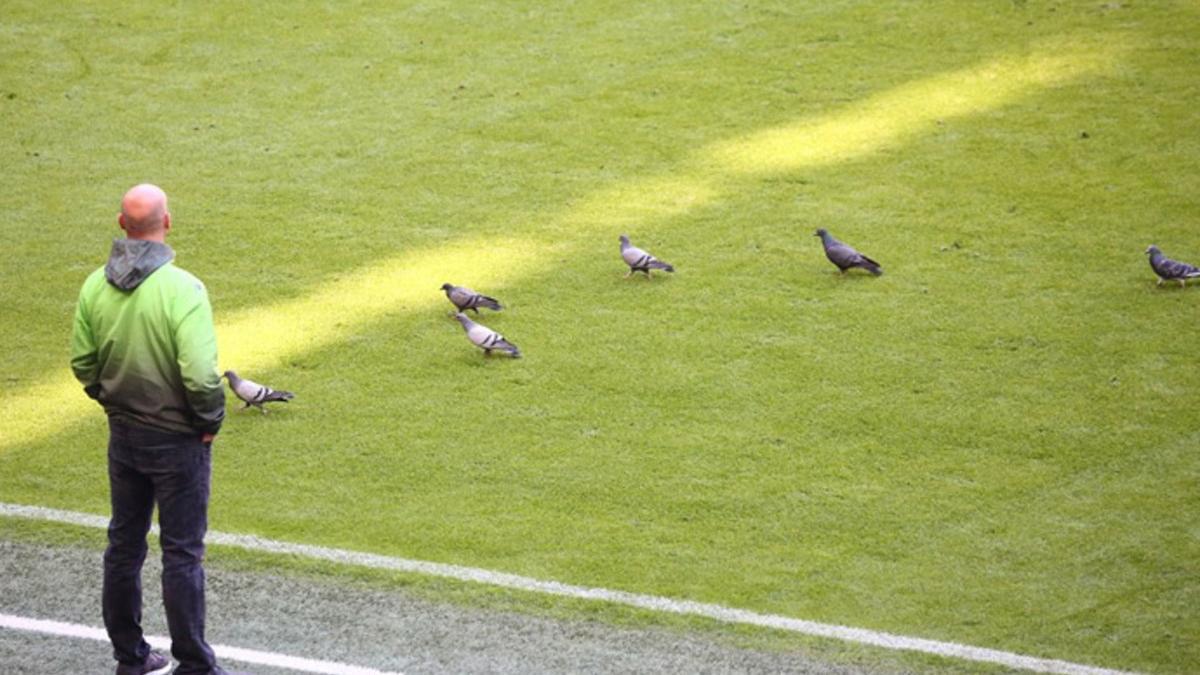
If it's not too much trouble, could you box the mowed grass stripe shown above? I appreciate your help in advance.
[0,502,1137,675]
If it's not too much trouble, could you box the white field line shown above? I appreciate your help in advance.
[0,613,400,675]
[0,502,1137,675]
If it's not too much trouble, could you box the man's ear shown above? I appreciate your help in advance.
[162,212,171,232]
[118,213,128,232]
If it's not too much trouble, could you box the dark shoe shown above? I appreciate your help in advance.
[116,649,173,675]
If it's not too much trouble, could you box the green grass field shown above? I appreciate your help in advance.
[2,1,1198,672]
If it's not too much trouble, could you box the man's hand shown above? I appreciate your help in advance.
[201,433,216,444]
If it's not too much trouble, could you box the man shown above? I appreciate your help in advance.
[71,184,238,675]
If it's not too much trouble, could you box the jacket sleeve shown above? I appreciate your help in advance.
[174,281,225,434]
[70,285,102,400]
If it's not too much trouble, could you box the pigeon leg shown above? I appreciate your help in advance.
[241,402,251,410]
[1157,278,1164,286]
[1181,279,1187,289]
[259,404,268,415]
[624,270,633,278]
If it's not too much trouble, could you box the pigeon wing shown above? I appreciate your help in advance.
[482,332,520,356]
[623,244,673,271]
[467,324,520,356]
[1159,256,1200,279]
[825,242,862,269]
[260,387,294,402]
[466,324,495,348]
[233,377,265,403]
[622,244,653,267]
[449,286,476,309]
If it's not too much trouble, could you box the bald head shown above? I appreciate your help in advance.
[119,183,170,240]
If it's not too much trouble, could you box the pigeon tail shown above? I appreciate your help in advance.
[860,256,883,275]
[262,390,295,402]
[648,260,674,272]
[477,295,503,311]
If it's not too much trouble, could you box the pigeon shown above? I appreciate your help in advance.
[223,370,294,414]
[453,313,521,358]
[1146,245,1200,288]
[440,283,503,314]
[814,228,883,276]
[619,235,675,278]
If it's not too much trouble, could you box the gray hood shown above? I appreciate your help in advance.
[104,239,175,291]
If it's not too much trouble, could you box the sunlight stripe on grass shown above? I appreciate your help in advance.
[216,237,540,369]
[0,37,1121,456]
[705,38,1122,174]
[0,612,401,675]
[0,237,540,454]
[0,502,1138,675]
[562,37,1120,232]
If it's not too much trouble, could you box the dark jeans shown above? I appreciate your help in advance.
[104,419,220,675]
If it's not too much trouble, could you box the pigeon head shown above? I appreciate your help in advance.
[814,228,828,238]
[440,283,452,291]
[453,312,472,327]
[619,234,630,246]
[222,370,239,384]
[1145,245,1160,257]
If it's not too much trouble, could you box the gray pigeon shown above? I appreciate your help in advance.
[453,313,521,358]
[619,235,675,278]
[440,283,503,313]
[1146,245,1200,288]
[814,228,882,276]
[223,370,294,414]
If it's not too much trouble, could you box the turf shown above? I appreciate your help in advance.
[1,1,1198,673]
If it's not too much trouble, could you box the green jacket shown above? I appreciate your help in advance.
[71,239,225,435]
